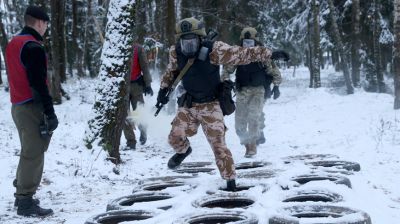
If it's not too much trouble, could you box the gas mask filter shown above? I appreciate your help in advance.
[242,39,255,47]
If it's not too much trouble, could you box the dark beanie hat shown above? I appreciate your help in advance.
[25,6,49,22]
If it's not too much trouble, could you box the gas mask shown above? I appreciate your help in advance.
[180,34,200,57]
[242,39,255,48]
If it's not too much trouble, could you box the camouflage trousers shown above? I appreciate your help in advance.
[235,86,265,145]
[123,82,145,143]
[168,101,236,180]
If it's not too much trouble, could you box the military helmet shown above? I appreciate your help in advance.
[240,27,259,41]
[175,17,207,38]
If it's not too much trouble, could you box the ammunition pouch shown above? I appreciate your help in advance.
[217,80,236,116]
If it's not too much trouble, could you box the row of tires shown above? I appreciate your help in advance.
[85,154,372,223]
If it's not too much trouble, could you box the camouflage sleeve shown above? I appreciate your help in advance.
[221,64,237,81]
[264,60,282,86]
[137,45,152,86]
[160,45,178,89]
[209,41,272,66]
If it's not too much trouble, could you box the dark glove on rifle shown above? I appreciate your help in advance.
[271,50,290,61]
[157,88,169,105]
[144,86,153,96]
[272,86,280,100]
[46,113,59,132]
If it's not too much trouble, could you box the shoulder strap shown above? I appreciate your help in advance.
[170,58,195,90]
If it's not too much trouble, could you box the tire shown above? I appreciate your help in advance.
[235,161,271,170]
[219,182,269,193]
[283,189,342,203]
[237,169,276,179]
[283,154,339,164]
[180,161,213,168]
[139,180,186,191]
[289,174,352,188]
[85,209,157,224]
[269,205,371,224]
[174,167,215,174]
[192,193,255,209]
[306,160,361,172]
[175,210,258,224]
[106,192,173,211]
[138,175,195,184]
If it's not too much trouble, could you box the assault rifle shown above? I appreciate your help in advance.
[154,29,219,117]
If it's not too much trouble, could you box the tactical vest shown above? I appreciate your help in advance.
[130,45,142,81]
[6,35,43,104]
[235,62,268,88]
[176,41,220,101]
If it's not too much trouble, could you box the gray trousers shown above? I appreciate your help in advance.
[12,102,51,198]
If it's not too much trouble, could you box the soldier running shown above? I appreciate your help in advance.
[156,18,287,191]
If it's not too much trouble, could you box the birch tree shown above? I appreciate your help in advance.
[85,0,135,164]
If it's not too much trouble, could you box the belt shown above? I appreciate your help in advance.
[191,96,216,103]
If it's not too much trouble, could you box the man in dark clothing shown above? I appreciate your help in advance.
[122,43,153,150]
[6,6,57,217]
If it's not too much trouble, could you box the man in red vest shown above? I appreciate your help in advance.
[123,43,153,150]
[6,6,57,217]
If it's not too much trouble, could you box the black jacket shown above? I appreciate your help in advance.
[20,26,55,117]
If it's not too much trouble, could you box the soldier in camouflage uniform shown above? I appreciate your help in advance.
[156,18,277,191]
[222,27,283,158]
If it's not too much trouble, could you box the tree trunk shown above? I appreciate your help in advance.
[85,0,135,164]
[166,0,176,46]
[310,0,321,88]
[50,0,66,104]
[328,0,353,94]
[135,0,146,43]
[218,0,230,43]
[373,0,385,93]
[0,11,8,85]
[72,0,85,77]
[351,0,361,87]
[307,9,314,88]
[394,0,400,109]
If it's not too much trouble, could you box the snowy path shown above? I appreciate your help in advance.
[1,67,400,223]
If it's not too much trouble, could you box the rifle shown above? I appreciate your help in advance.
[154,29,219,117]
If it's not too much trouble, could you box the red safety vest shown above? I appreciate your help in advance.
[6,35,44,104]
[130,45,142,81]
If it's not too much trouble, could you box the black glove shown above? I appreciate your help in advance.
[264,85,272,99]
[144,86,153,96]
[271,50,290,61]
[272,86,280,100]
[157,88,169,105]
[46,113,59,132]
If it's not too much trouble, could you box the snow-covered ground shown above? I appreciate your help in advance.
[0,67,399,224]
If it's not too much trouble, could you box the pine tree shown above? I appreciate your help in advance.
[85,0,135,164]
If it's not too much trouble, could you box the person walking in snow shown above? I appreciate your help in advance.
[5,6,57,217]
[156,17,283,191]
[222,27,287,157]
[122,43,153,150]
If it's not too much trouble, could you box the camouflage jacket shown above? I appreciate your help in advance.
[221,59,282,86]
[160,41,272,88]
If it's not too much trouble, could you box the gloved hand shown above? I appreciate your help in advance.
[272,86,280,100]
[157,88,169,105]
[144,86,153,96]
[46,113,59,132]
[264,85,272,99]
[271,50,290,61]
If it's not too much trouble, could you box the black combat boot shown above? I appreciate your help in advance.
[139,131,147,145]
[226,179,236,192]
[17,198,53,217]
[125,140,136,150]
[167,147,192,169]
[14,198,40,207]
